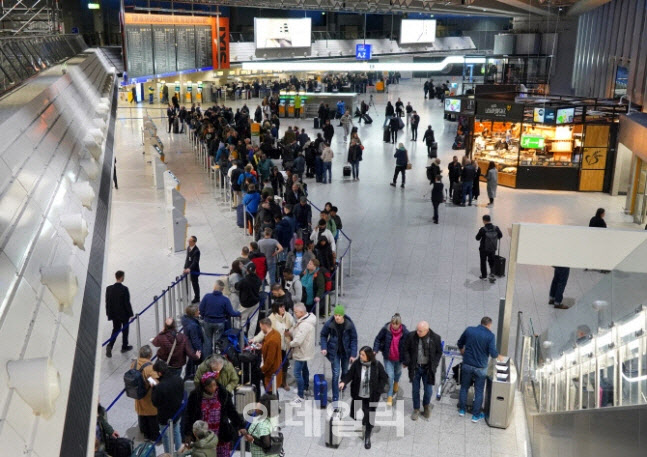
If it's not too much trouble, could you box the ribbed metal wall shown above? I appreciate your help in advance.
[572,0,647,108]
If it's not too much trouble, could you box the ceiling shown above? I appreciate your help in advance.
[189,0,585,18]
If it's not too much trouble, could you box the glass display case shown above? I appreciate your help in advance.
[472,119,521,188]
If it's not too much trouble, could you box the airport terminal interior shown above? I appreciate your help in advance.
[1,1,647,457]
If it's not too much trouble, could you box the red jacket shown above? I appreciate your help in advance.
[249,252,267,281]
[152,330,199,369]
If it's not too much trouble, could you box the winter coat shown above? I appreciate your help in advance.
[285,250,314,276]
[422,128,435,146]
[152,330,199,369]
[133,357,158,417]
[320,316,358,361]
[293,203,312,229]
[105,282,134,322]
[394,147,408,167]
[189,431,219,457]
[289,312,317,361]
[347,144,363,163]
[431,181,444,204]
[193,359,239,393]
[151,373,184,423]
[340,359,389,407]
[373,323,410,361]
[237,273,262,308]
[260,329,283,388]
[401,329,442,384]
[486,168,498,199]
[183,386,243,443]
[182,314,205,353]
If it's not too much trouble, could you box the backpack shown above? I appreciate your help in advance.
[123,361,152,399]
[483,226,499,253]
[315,268,333,292]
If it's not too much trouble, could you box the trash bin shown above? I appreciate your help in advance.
[485,357,517,429]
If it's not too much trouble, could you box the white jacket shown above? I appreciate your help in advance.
[289,312,317,361]
[252,311,295,350]
[321,147,334,163]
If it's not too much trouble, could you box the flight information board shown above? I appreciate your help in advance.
[176,26,196,71]
[125,24,154,78]
[195,26,213,69]
[153,25,176,75]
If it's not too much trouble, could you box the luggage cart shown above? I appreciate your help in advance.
[436,342,462,400]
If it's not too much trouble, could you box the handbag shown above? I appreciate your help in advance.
[406,162,412,170]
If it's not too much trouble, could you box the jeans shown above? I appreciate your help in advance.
[462,181,474,205]
[350,161,359,179]
[411,365,434,410]
[159,420,182,453]
[107,319,129,350]
[384,359,403,397]
[458,363,487,415]
[267,261,278,286]
[323,162,332,183]
[203,321,225,357]
[411,125,418,140]
[479,250,496,277]
[393,166,406,185]
[383,115,392,128]
[549,267,570,303]
[330,354,350,401]
[315,157,323,182]
[294,360,310,399]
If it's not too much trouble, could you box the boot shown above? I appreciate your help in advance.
[423,404,432,419]
[386,396,393,406]
[393,382,399,394]
[411,409,420,421]
[364,427,372,449]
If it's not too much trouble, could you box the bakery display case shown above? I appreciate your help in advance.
[473,120,521,188]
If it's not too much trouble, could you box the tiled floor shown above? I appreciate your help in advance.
[100,80,638,456]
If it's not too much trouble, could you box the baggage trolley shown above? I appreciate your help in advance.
[436,342,462,400]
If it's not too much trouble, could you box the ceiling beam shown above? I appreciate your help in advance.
[488,0,555,16]
[566,0,612,16]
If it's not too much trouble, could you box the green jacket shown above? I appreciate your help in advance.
[194,359,239,393]
[184,431,218,457]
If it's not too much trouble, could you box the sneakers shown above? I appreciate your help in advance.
[458,409,465,417]
[386,396,393,406]
[393,382,399,394]
[422,405,432,419]
[106,347,112,358]
[488,274,496,283]
[411,409,420,421]
[471,412,485,423]
[479,275,488,280]
[290,397,304,407]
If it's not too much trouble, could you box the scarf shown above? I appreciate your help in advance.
[389,325,403,362]
[360,361,371,398]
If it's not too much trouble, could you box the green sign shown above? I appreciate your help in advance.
[521,135,545,149]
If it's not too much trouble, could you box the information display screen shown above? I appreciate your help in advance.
[125,25,154,78]
[153,25,176,75]
[254,18,312,49]
[444,98,461,112]
[176,26,197,71]
[556,107,575,124]
[400,19,436,44]
[196,26,213,69]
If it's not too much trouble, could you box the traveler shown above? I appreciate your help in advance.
[287,303,317,405]
[248,242,268,282]
[405,102,413,126]
[589,208,607,228]
[132,345,159,441]
[282,271,303,310]
[184,236,201,304]
[194,354,240,393]
[199,280,241,357]
[285,238,314,278]
[321,143,334,184]
[461,159,476,206]
[456,316,504,422]
[448,156,462,198]
[549,267,570,309]
[395,98,404,117]
[427,157,441,184]
[105,270,134,358]
[309,218,336,252]
[431,175,444,224]
[340,109,354,142]
[182,305,205,380]
[389,116,400,144]
[294,94,302,118]
[410,111,420,141]
[96,403,120,456]
[152,318,201,378]
[384,101,395,128]
[330,206,343,241]
[185,420,218,457]
[183,372,244,457]
[401,321,442,420]
[320,305,358,403]
[347,139,362,181]
[486,161,498,206]
[151,360,184,454]
[373,314,409,406]
[242,393,281,454]
[258,228,284,286]
[475,215,503,281]
[257,318,283,392]
[320,210,337,239]
[235,246,252,270]
[314,235,335,272]
[293,197,312,238]
[323,119,334,145]
[300,259,326,313]
[269,283,293,312]
[243,184,261,219]
[472,162,481,202]
[228,260,244,308]
[339,346,389,449]
[422,126,435,157]
[236,262,263,337]
[390,143,408,188]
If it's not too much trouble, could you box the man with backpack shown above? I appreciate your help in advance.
[475,215,503,282]
[126,345,159,441]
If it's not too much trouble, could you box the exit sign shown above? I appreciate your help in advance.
[521,135,545,149]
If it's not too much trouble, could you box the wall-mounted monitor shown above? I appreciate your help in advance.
[400,19,436,44]
[444,98,461,112]
[520,135,545,149]
[254,18,312,49]
[556,107,575,124]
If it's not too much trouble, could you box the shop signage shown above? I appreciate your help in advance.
[476,101,523,121]
[533,107,556,124]
[355,44,372,60]
[520,135,545,149]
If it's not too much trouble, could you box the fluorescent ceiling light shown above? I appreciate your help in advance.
[242,56,485,72]
[88,2,100,9]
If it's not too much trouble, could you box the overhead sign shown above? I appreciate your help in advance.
[400,19,436,44]
[254,18,312,49]
[355,44,372,60]
[520,135,545,149]
[475,100,524,121]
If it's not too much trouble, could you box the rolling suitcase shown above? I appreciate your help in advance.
[314,117,320,129]
[494,254,506,277]
[235,385,256,416]
[343,165,351,178]
[383,127,391,143]
[235,353,258,416]
[236,204,245,228]
[452,182,463,205]
[397,116,405,130]
[173,117,179,133]
[313,369,328,409]
[325,391,344,448]
[362,114,373,124]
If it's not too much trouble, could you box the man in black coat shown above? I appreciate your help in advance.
[431,175,444,224]
[151,360,184,453]
[447,156,462,198]
[401,321,442,421]
[105,270,134,358]
[184,235,201,303]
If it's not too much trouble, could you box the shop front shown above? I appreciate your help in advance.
[469,97,619,191]
[616,112,647,225]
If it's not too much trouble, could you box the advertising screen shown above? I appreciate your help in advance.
[400,19,436,44]
[520,135,545,149]
[556,107,575,124]
[444,98,461,112]
[254,18,312,49]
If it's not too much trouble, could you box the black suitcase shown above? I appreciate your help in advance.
[452,182,463,205]
[236,203,245,228]
[314,117,320,129]
[428,142,438,158]
[173,117,179,133]
[494,255,506,277]
[383,127,391,143]
[362,114,373,124]
[343,165,351,177]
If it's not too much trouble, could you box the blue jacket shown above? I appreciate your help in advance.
[199,291,241,324]
[274,217,293,250]
[237,171,257,187]
[457,324,498,368]
[181,314,204,352]
[394,147,408,167]
[320,315,358,361]
[373,322,409,361]
[243,191,261,215]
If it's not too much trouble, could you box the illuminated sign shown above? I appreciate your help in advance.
[520,135,545,149]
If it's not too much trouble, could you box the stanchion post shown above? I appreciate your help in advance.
[167,419,174,455]
[315,299,320,345]
[171,283,177,317]
[184,274,190,304]
[135,314,142,349]
[348,244,352,277]
[154,295,160,334]
[340,258,345,296]
[243,208,247,235]
[272,376,278,396]
[325,294,331,317]
[334,266,339,305]
[162,292,168,322]
[514,311,523,370]
[167,286,174,319]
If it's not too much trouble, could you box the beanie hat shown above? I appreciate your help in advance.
[333,305,345,316]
